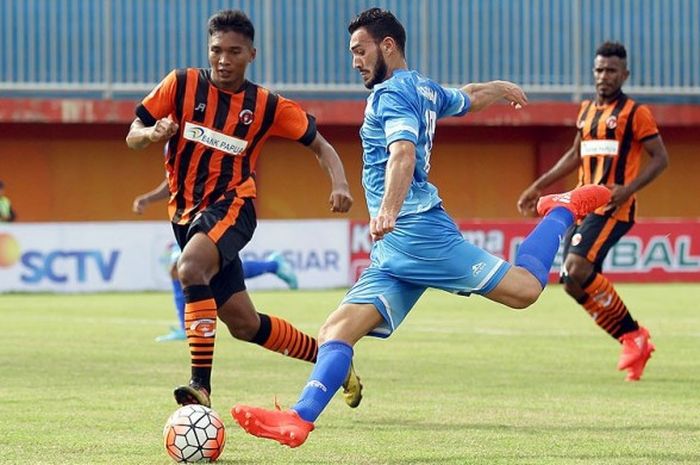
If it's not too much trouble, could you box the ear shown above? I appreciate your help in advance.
[381,36,395,54]
[250,47,257,63]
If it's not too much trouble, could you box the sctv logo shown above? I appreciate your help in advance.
[0,232,120,284]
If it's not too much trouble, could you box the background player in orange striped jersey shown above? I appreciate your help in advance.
[125,10,361,407]
[517,41,669,381]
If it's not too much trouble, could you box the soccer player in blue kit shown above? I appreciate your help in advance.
[232,8,611,447]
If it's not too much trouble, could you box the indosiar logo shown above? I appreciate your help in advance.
[0,233,121,284]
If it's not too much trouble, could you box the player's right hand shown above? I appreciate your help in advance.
[370,213,396,241]
[329,186,353,213]
[148,117,179,143]
[517,186,540,216]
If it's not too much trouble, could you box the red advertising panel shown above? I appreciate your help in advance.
[349,219,700,283]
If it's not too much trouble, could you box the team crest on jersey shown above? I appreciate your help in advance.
[571,233,583,247]
[239,109,254,125]
[605,115,618,129]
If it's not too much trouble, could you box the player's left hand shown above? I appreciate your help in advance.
[329,186,353,213]
[132,195,149,214]
[499,81,528,109]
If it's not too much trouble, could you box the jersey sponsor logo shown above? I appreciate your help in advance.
[195,103,207,112]
[238,109,254,125]
[605,115,618,129]
[183,121,248,155]
[580,139,619,157]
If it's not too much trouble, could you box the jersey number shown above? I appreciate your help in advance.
[424,110,437,172]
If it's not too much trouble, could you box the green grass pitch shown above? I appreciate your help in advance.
[2,284,699,464]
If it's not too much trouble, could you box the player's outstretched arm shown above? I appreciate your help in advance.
[126,117,179,150]
[461,80,528,112]
[307,132,354,213]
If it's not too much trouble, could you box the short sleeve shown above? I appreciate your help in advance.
[270,95,317,145]
[438,87,471,118]
[135,70,178,126]
[377,88,420,146]
[633,105,660,142]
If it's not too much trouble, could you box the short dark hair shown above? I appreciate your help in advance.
[208,9,255,42]
[596,41,627,60]
[348,8,406,56]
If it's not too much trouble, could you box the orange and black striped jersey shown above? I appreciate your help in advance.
[136,68,317,225]
[575,93,659,221]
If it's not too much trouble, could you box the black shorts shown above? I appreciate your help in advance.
[562,212,634,273]
[172,195,257,306]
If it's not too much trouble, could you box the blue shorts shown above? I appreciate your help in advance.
[343,206,510,338]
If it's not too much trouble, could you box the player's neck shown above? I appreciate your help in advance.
[596,89,624,106]
[386,59,408,79]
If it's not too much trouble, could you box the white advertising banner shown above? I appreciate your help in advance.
[241,219,349,290]
[0,220,349,292]
[0,222,174,292]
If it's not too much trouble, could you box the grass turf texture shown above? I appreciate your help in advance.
[1,284,699,465]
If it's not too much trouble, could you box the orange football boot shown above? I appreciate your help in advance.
[536,185,612,220]
[625,340,655,381]
[232,404,314,448]
[618,326,655,381]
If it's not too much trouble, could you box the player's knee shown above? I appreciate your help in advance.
[317,307,352,345]
[177,258,211,286]
[508,286,541,309]
[564,260,590,285]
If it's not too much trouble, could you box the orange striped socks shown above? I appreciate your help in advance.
[252,313,318,363]
[581,273,638,339]
[183,285,218,392]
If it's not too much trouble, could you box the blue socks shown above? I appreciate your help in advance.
[242,260,278,279]
[172,279,185,330]
[293,340,353,422]
[515,207,574,288]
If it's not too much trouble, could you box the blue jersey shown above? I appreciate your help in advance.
[360,69,470,218]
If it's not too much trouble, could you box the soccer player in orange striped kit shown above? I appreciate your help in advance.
[126,9,361,407]
[518,42,669,381]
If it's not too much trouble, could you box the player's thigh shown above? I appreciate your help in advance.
[342,266,426,339]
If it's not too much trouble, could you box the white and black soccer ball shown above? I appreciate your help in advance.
[163,404,226,463]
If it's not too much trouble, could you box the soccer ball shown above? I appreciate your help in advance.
[163,405,226,463]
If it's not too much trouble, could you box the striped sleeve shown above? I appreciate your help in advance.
[633,104,660,141]
[269,95,317,145]
[135,69,179,126]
